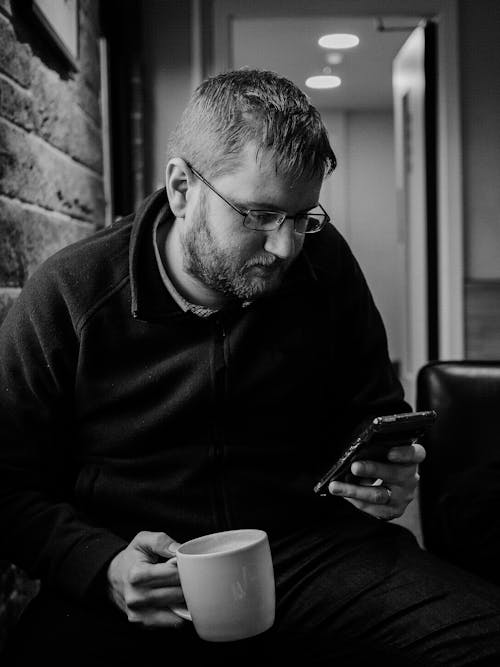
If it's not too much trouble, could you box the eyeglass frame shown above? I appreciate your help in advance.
[185,162,330,234]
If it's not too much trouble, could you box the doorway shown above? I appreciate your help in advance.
[204,0,464,395]
[227,13,427,402]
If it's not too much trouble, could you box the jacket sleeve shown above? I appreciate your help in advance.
[0,262,127,601]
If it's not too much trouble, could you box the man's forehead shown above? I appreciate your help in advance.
[218,143,322,197]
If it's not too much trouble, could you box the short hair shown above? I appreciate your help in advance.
[167,68,337,182]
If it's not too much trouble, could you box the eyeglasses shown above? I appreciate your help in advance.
[186,163,330,234]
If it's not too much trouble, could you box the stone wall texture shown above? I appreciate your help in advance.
[0,0,104,650]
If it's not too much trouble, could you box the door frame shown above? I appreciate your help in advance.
[195,0,464,360]
[434,0,464,359]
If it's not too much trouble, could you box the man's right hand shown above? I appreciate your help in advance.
[107,530,187,628]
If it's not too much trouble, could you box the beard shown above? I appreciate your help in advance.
[181,192,291,302]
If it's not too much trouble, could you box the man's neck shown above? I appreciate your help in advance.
[164,221,230,309]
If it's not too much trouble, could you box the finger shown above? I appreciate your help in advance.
[344,496,402,521]
[328,480,392,505]
[131,531,182,561]
[128,559,181,588]
[351,460,417,485]
[127,607,187,629]
[387,442,426,464]
[126,586,185,611]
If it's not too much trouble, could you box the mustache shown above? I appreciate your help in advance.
[244,254,282,269]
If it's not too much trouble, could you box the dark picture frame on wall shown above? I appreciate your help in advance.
[30,0,79,70]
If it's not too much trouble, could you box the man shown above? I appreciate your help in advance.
[1,69,500,665]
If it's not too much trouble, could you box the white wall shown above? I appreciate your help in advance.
[320,111,349,238]
[321,110,402,365]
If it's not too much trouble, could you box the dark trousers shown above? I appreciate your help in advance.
[3,509,500,666]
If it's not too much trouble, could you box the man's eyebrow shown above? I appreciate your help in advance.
[236,199,320,213]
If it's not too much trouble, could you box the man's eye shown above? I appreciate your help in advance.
[248,211,280,229]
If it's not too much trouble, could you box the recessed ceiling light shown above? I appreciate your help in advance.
[318,33,360,49]
[305,75,341,90]
[326,52,344,65]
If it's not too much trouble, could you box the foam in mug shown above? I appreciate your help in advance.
[172,529,276,642]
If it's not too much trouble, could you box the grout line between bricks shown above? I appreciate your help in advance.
[0,70,29,95]
[1,71,102,140]
[0,116,104,179]
[0,194,97,227]
[0,9,11,26]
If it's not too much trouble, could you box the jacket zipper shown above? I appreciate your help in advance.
[212,316,231,530]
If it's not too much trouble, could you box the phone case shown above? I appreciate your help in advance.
[313,410,437,495]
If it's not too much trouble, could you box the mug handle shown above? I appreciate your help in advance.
[166,553,192,621]
[169,604,192,621]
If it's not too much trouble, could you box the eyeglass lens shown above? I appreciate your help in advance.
[244,211,326,233]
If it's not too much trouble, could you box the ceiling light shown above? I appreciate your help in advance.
[318,33,360,49]
[305,75,341,90]
[326,52,344,65]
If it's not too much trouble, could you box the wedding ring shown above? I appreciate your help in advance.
[384,487,392,504]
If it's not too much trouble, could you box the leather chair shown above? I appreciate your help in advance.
[416,360,500,583]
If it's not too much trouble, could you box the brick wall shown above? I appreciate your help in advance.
[0,0,104,650]
[0,0,104,317]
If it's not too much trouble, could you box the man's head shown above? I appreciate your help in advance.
[167,68,336,182]
[165,69,337,307]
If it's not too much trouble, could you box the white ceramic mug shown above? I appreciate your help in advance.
[171,528,275,642]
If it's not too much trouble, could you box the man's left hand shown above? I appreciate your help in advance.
[327,443,426,520]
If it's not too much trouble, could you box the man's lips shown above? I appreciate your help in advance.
[244,254,284,272]
[245,262,282,276]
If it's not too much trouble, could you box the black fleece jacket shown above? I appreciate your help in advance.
[0,188,409,601]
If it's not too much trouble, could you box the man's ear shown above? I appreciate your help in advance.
[165,158,192,218]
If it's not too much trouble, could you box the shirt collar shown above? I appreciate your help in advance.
[152,206,221,318]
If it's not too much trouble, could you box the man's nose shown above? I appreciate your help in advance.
[263,219,297,259]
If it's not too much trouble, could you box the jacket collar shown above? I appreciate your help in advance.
[129,187,178,322]
[128,187,319,323]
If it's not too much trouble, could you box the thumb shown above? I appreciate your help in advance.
[132,531,182,559]
[154,532,182,558]
[167,540,181,555]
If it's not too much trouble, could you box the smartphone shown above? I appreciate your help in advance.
[313,410,437,496]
